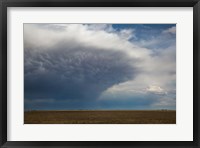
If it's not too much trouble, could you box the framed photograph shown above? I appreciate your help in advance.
[0,0,199,147]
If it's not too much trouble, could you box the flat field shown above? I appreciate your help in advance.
[24,110,176,124]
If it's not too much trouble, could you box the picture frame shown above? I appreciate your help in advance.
[0,0,199,147]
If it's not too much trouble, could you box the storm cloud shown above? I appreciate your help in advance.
[24,24,139,103]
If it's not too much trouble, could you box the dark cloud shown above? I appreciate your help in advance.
[24,45,139,103]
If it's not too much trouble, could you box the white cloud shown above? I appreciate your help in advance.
[163,26,176,34]
[118,29,135,40]
[24,24,151,59]
[145,85,167,95]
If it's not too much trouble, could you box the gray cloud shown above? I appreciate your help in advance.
[25,41,139,102]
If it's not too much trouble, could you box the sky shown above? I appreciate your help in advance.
[24,24,176,110]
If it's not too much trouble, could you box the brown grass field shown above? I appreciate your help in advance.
[24,110,176,124]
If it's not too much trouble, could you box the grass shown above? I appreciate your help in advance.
[24,110,176,124]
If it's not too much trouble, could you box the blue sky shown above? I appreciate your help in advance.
[24,24,176,110]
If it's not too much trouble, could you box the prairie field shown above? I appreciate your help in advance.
[24,110,176,124]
